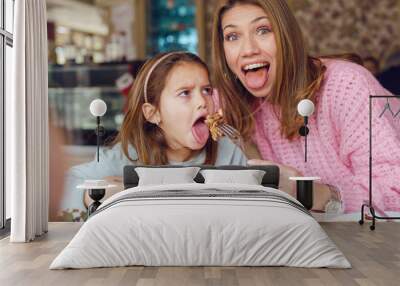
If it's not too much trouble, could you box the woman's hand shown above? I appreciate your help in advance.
[247,159,332,211]
[311,183,333,212]
[248,159,301,198]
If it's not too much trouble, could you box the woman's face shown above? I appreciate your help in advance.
[222,4,277,98]
[158,62,214,152]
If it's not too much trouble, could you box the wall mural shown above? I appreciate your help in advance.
[204,0,400,69]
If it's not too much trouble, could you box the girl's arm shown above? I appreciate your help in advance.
[62,144,134,212]
[215,136,248,166]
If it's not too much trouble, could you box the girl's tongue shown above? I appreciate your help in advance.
[192,120,209,145]
[244,67,269,90]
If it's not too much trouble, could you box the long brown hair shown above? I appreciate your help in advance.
[212,0,327,140]
[114,52,218,165]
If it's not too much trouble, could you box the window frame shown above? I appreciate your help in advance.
[0,0,14,234]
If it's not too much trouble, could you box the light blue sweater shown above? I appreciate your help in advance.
[62,137,247,211]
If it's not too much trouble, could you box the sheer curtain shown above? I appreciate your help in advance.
[7,0,49,242]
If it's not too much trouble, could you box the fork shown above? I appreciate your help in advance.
[217,123,245,151]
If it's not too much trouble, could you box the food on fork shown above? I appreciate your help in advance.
[205,109,244,149]
[205,109,225,141]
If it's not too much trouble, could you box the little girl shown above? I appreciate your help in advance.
[62,52,247,217]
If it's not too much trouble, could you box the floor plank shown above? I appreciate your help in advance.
[0,222,399,286]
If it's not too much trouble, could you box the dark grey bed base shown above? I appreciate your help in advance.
[123,165,280,189]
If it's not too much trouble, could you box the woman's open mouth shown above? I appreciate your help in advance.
[241,62,270,90]
[191,115,209,145]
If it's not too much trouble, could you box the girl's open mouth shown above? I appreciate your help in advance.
[191,115,209,145]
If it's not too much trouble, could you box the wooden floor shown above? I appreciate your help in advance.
[0,222,399,286]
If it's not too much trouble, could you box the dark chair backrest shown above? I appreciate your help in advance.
[123,165,280,189]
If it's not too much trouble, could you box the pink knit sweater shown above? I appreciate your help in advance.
[253,60,400,213]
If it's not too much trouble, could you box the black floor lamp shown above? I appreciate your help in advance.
[77,99,110,217]
[89,99,107,162]
[289,99,320,210]
[359,95,400,230]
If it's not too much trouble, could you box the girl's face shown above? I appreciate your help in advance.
[222,4,277,98]
[158,62,214,152]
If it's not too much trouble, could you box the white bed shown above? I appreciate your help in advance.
[50,183,351,269]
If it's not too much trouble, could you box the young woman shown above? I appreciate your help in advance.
[212,0,400,213]
[62,52,247,217]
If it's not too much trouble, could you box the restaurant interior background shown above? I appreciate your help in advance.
[47,0,400,221]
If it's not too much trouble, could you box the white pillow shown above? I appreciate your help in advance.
[135,167,201,186]
[200,169,266,185]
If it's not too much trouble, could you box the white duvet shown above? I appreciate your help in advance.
[50,183,351,269]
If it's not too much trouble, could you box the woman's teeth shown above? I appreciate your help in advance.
[243,62,269,72]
